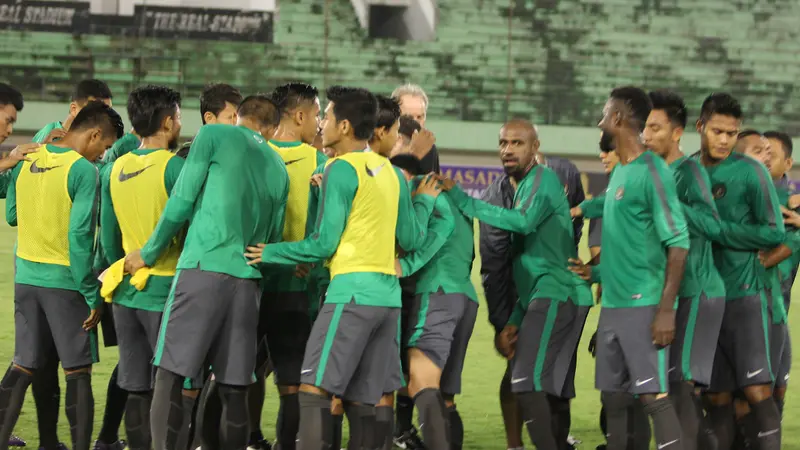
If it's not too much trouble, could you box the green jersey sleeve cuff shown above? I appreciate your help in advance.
[663,233,690,250]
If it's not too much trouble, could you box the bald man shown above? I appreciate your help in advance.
[442,119,592,450]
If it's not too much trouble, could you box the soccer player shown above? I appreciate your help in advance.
[175,83,242,158]
[0,102,125,450]
[123,94,288,450]
[760,131,796,415]
[244,86,439,450]
[589,87,688,450]
[33,79,113,144]
[439,118,592,450]
[261,82,325,450]
[642,90,726,450]
[98,85,183,450]
[696,93,785,450]
[733,130,771,167]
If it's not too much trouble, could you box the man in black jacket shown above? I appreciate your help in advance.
[480,124,585,450]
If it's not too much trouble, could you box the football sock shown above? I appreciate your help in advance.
[125,391,152,450]
[277,392,300,450]
[150,368,185,450]
[98,364,127,445]
[517,391,557,450]
[750,397,781,450]
[65,371,94,450]
[174,393,196,450]
[601,391,632,450]
[547,395,570,449]
[297,392,333,450]
[448,405,463,450]
[247,376,266,445]
[630,399,651,450]
[643,397,682,450]
[375,405,394,450]
[331,413,343,450]
[31,359,60,450]
[708,403,735,450]
[395,394,414,433]
[343,402,376,450]
[200,380,223,450]
[413,388,451,450]
[218,384,250,450]
[670,383,699,450]
[0,366,33,449]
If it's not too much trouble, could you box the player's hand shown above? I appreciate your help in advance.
[495,325,518,360]
[408,129,436,158]
[570,206,583,218]
[568,258,592,281]
[394,259,403,277]
[435,175,456,191]
[0,143,39,171]
[124,250,147,274]
[651,309,676,347]
[294,264,311,278]
[789,194,800,210]
[310,173,323,187]
[83,308,101,331]
[588,331,598,357]
[43,128,67,144]
[245,243,267,265]
[414,174,442,198]
[781,206,800,228]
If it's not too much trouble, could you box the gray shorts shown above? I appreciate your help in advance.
[510,299,580,396]
[773,323,790,388]
[669,294,725,387]
[113,304,162,392]
[382,311,404,395]
[14,284,99,370]
[153,269,261,387]
[561,305,591,399]
[406,292,478,395]
[709,293,774,392]
[260,291,312,386]
[302,303,401,405]
[595,306,670,395]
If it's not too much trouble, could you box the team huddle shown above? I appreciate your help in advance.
[0,79,792,450]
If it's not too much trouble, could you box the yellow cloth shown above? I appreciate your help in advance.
[100,258,152,303]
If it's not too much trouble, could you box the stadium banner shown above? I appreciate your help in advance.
[133,5,273,42]
[0,0,90,33]
[440,164,506,198]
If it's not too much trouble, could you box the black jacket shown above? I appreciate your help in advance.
[479,158,585,332]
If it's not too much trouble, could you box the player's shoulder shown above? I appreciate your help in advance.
[533,163,563,187]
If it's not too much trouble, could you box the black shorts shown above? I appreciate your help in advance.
[773,323,790,388]
[669,294,725,387]
[154,269,261,387]
[100,303,119,348]
[595,306,669,395]
[709,293,774,392]
[260,291,312,386]
[510,299,582,397]
[113,304,162,392]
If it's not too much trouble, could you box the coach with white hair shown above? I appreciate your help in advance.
[392,83,440,174]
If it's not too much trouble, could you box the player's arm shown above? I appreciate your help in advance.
[576,193,605,219]
[398,197,456,277]
[139,129,214,266]
[270,176,289,244]
[447,171,554,235]
[102,133,141,166]
[99,164,124,265]
[258,160,356,264]
[647,160,689,345]
[67,160,102,310]
[568,166,586,243]
[305,164,325,238]
[4,163,22,225]
[395,170,436,251]
[676,160,722,240]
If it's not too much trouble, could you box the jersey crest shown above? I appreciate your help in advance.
[712,183,727,199]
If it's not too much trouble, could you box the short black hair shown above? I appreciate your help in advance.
[599,131,614,153]
[0,83,23,111]
[70,101,124,140]
[127,85,181,138]
[72,79,112,103]
[390,154,423,176]
[737,129,761,140]
[398,114,421,139]
[699,92,743,123]
[764,130,793,157]
[325,86,377,141]
[238,94,280,128]
[648,89,687,129]
[609,86,652,132]
[375,95,401,131]
[272,82,318,117]
[200,83,242,124]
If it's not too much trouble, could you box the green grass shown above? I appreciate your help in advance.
[0,220,798,449]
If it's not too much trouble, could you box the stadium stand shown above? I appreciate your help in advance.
[0,0,799,132]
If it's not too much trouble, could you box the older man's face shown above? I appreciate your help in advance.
[399,95,427,127]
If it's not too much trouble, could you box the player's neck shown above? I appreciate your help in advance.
[616,135,646,165]
[61,115,74,131]
[139,135,170,151]
[368,140,390,157]
[271,124,303,143]
[334,139,368,155]
[699,148,724,167]
[664,146,684,165]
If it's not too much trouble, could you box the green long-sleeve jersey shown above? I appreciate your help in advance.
[140,125,289,279]
[447,164,591,326]
[31,121,63,143]
[399,176,478,301]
